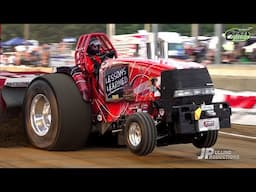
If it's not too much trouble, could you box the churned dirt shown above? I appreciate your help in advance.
[0,110,29,147]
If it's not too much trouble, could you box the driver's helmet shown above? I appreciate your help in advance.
[87,37,101,55]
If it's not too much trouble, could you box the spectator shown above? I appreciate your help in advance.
[40,44,50,67]
[202,49,215,65]
[16,49,30,65]
[249,48,256,62]
[30,47,41,66]
[238,48,250,63]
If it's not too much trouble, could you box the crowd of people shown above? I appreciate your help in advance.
[1,39,256,67]
[0,43,50,67]
[15,44,50,66]
[0,41,75,67]
[184,42,256,65]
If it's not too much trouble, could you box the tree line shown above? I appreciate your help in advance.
[1,24,256,44]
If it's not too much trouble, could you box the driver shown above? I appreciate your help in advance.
[70,37,115,102]
[86,37,104,78]
[86,37,115,77]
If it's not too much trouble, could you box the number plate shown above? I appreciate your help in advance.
[198,118,220,132]
[201,104,214,111]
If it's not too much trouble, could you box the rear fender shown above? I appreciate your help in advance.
[1,73,38,109]
[2,86,27,108]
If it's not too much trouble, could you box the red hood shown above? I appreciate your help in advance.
[103,57,205,72]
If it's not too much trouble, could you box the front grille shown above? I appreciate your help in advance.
[160,68,214,105]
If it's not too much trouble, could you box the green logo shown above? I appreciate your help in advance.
[225,27,252,42]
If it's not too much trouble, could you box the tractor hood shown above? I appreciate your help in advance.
[101,57,205,73]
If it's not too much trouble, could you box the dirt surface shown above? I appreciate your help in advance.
[0,117,255,168]
[0,113,29,148]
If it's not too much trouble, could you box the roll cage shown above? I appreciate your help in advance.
[74,33,118,68]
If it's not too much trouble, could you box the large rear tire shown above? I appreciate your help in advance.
[0,94,5,121]
[192,130,218,148]
[125,112,157,156]
[23,73,91,150]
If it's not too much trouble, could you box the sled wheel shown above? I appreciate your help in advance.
[192,130,218,148]
[125,112,157,156]
[23,73,91,150]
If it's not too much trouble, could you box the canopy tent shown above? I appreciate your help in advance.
[62,37,76,43]
[2,37,33,47]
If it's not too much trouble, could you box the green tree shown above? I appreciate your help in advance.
[1,24,106,44]
[2,24,256,44]
[116,24,144,34]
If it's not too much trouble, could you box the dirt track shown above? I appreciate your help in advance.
[0,115,255,168]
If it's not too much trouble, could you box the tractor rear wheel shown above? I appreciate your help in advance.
[23,73,91,150]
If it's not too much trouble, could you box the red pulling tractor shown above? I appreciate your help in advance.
[0,33,231,156]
